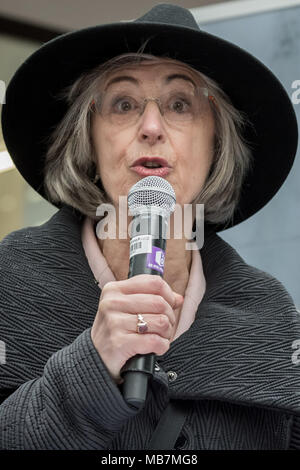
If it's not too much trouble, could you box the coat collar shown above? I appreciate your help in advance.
[41,204,300,416]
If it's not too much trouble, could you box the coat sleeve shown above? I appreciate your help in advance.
[0,328,139,449]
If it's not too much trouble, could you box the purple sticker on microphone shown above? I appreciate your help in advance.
[146,246,165,274]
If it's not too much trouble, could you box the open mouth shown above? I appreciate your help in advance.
[130,157,172,177]
[131,156,170,168]
[142,162,163,168]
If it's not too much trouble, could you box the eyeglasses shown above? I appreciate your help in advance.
[91,86,213,127]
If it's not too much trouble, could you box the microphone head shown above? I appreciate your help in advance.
[128,176,176,217]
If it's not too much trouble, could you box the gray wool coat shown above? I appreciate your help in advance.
[0,204,299,450]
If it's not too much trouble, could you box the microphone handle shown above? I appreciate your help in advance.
[120,214,167,409]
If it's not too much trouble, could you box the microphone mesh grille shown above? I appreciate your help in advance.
[128,176,176,216]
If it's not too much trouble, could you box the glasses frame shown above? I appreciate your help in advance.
[89,86,218,123]
[89,86,219,126]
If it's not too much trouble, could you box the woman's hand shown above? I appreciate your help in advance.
[91,274,184,385]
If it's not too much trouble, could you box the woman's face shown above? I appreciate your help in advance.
[91,61,215,209]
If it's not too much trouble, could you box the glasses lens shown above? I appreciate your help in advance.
[161,87,209,123]
[94,86,209,126]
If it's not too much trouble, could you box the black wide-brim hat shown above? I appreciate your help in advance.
[1,3,298,232]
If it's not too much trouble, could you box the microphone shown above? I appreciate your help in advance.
[120,176,176,409]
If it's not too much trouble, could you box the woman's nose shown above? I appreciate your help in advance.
[137,101,166,144]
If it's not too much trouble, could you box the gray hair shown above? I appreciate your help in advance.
[43,52,254,227]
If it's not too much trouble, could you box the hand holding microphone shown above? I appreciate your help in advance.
[92,176,178,409]
[119,176,177,408]
[91,274,184,385]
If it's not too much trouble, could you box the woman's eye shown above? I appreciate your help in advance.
[170,98,191,113]
[112,97,136,113]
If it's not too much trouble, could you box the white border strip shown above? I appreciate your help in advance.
[191,0,300,24]
[0,151,14,173]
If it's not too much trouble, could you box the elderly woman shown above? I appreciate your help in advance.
[0,4,300,450]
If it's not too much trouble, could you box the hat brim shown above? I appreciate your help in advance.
[1,21,298,231]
